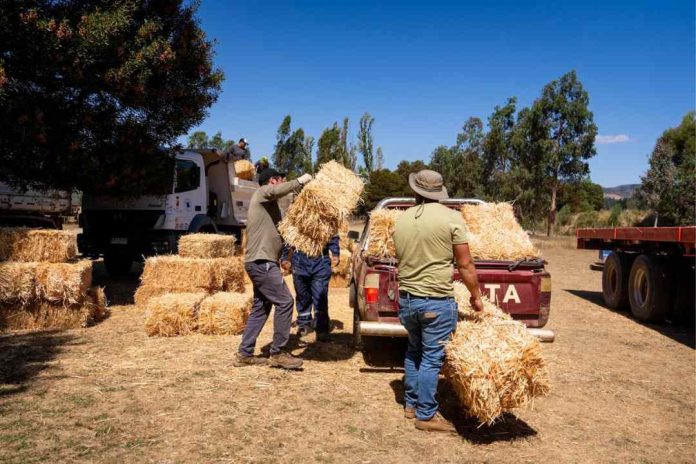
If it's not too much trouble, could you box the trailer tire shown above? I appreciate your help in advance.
[628,255,671,323]
[602,252,632,310]
[349,281,357,309]
[104,253,133,278]
[352,305,362,350]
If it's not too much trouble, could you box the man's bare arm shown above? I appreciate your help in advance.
[454,243,484,312]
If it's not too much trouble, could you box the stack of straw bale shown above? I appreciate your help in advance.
[234,160,256,181]
[134,255,245,306]
[139,233,252,337]
[0,228,107,331]
[365,209,402,258]
[460,203,540,261]
[178,233,237,258]
[279,161,364,257]
[444,282,550,425]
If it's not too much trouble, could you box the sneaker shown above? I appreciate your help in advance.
[268,350,303,369]
[414,412,456,433]
[316,332,331,343]
[297,326,314,338]
[404,406,416,419]
[233,353,267,367]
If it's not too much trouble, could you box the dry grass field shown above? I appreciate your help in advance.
[1,237,694,463]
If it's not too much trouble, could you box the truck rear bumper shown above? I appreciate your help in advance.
[359,321,555,342]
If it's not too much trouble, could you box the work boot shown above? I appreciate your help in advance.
[233,353,267,367]
[404,406,416,419]
[316,332,331,343]
[414,412,456,433]
[269,350,303,369]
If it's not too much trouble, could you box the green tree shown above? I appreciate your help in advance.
[557,179,604,213]
[273,115,292,170]
[482,98,517,199]
[533,71,598,235]
[637,112,695,225]
[395,159,429,192]
[302,135,315,174]
[376,147,384,170]
[358,112,375,172]
[209,131,234,151]
[430,117,484,198]
[359,169,408,215]
[0,1,223,195]
[317,123,345,167]
[187,131,209,149]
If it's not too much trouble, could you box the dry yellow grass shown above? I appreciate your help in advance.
[0,286,108,331]
[460,203,540,261]
[34,260,92,305]
[279,161,364,256]
[144,292,207,337]
[445,282,550,425]
[366,209,402,258]
[0,228,77,262]
[178,234,237,258]
[197,292,253,335]
[234,159,256,181]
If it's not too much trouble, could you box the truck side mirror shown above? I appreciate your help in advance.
[347,230,359,241]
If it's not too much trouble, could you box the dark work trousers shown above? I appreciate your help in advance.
[292,256,332,334]
[238,260,294,356]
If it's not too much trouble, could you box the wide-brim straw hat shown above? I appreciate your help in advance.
[408,170,449,201]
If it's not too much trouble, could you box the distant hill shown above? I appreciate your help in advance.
[602,184,639,199]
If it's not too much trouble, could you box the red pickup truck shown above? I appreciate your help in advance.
[348,198,555,347]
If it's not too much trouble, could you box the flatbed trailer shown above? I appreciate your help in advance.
[577,226,695,322]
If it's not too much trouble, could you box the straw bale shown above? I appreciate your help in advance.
[329,274,349,288]
[178,233,237,258]
[0,228,77,262]
[0,262,38,305]
[134,284,211,307]
[0,287,108,331]
[35,260,92,305]
[366,209,402,258]
[197,292,253,335]
[460,203,540,261]
[234,159,256,181]
[144,292,206,337]
[279,161,364,256]
[445,282,550,425]
[331,248,352,276]
[139,256,245,293]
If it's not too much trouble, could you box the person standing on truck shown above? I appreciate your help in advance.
[254,156,270,173]
[280,236,340,342]
[225,138,251,162]
[393,169,484,433]
[234,167,313,370]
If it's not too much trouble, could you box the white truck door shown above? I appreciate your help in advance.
[163,153,207,231]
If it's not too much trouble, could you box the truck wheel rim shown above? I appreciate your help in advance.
[633,268,649,307]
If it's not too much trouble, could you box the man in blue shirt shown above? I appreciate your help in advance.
[281,236,340,342]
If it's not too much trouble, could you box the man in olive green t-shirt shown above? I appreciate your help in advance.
[393,169,484,433]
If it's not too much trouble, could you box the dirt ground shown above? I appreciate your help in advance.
[1,237,694,463]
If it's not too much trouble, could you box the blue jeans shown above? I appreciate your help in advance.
[398,294,458,421]
[292,263,331,334]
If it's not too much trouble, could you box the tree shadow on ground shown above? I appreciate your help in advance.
[0,330,79,397]
[565,289,695,349]
[260,320,356,362]
[389,378,537,444]
[91,259,143,306]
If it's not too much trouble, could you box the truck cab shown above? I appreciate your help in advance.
[349,198,555,347]
[78,149,258,276]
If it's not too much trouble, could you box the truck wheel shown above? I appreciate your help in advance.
[602,252,632,310]
[628,255,671,323]
[104,253,133,278]
[352,306,362,350]
[349,281,357,308]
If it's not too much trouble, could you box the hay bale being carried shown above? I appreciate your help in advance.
[0,228,77,262]
[329,248,352,288]
[144,292,207,337]
[279,161,364,257]
[366,209,402,258]
[444,282,550,425]
[178,234,237,258]
[234,160,256,181]
[35,260,92,305]
[460,203,540,261]
[0,287,108,331]
[197,292,253,335]
[0,262,38,305]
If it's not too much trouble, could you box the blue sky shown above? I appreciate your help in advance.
[186,0,694,187]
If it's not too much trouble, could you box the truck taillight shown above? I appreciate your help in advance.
[365,287,378,304]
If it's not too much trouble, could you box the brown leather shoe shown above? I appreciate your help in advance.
[269,350,303,369]
[414,413,456,433]
[404,407,416,419]
[233,353,267,367]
